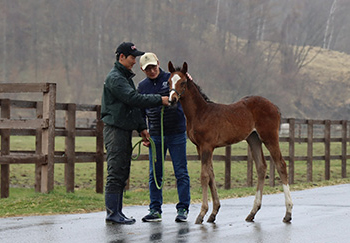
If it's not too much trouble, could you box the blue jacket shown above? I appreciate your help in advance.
[137,68,186,136]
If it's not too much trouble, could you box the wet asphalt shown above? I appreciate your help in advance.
[0,183,349,243]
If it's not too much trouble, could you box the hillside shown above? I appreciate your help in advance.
[195,33,350,120]
[295,49,350,119]
[179,33,350,120]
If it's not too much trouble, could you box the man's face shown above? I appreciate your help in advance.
[119,54,137,70]
[143,64,160,79]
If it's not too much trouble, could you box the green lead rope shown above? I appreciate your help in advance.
[132,106,165,190]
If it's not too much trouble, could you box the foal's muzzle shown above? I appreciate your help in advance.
[169,88,180,105]
[169,96,178,106]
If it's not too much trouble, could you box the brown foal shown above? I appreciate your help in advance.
[167,61,293,224]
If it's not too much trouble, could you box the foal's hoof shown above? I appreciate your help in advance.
[195,215,203,224]
[207,214,216,223]
[283,212,292,223]
[245,213,255,222]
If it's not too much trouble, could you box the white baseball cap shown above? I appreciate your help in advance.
[140,52,159,70]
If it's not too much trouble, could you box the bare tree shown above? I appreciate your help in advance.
[279,3,325,77]
[215,0,221,28]
[322,0,350,52]
[323,0,337,49]
[1,0,8,82]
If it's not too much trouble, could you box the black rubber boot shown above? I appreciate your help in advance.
[105,193,136,224]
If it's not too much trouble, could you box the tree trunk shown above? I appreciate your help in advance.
[2,0,8,82]
[323,0,337,49]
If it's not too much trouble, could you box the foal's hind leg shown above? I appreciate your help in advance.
[265,142,293,222]
[245,132,267,222]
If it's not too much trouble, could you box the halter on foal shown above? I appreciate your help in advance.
[168,61,293,224]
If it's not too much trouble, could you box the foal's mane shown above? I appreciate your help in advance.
[173,67,212,103]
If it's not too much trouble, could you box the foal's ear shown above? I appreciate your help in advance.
[168,61,175,73]
[182,62,188,74]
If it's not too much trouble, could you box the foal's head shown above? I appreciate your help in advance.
[168,61,188,105]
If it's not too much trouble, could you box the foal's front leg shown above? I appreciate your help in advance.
[195,163,209,224]
[207,162,220,223]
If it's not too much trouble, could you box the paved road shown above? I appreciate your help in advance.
[1,184,349,243]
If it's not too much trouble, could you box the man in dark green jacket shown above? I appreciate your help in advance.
[101,42,169,225]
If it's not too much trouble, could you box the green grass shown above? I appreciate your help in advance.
[0,187,105,217]
[1,136,350,218]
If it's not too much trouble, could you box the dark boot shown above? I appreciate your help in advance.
[105,193,136,224]
[118,192,128,218]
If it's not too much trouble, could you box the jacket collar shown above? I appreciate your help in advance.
[150,68,166,84]
[115,61,135,79]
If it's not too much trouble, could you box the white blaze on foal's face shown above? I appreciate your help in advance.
[169,74,182,102]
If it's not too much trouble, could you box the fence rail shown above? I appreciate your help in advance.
[1,87,349,198]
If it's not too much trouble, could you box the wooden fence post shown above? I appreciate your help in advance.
[269,158,275,187]
[35,102,43,192]
[324,120,331,180]
[95,105,104,193]
[224,145,231,189]
[65,103,76,193]
[1,99,10,198]
[307,120,313,182]
[41,83,56,193]
[341,120,347,178]
[288,118,295,184]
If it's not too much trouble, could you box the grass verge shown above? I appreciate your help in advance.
[1,178,350,218]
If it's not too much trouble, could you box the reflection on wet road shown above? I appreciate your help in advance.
[1,184,349,243]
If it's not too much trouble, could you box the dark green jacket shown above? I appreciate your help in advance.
[101,62,162,132]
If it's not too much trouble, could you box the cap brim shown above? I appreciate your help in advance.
[141,61,158,70]
[131,50,145,57]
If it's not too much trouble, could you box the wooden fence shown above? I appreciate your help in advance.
[1,83,56,196]
[0,98,104,198]
[0,83,104,198]
[1,83,349,198]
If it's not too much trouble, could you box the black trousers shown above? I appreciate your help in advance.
[103,124,133,194]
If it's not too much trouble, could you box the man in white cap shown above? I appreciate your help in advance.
[137,53,191,223]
